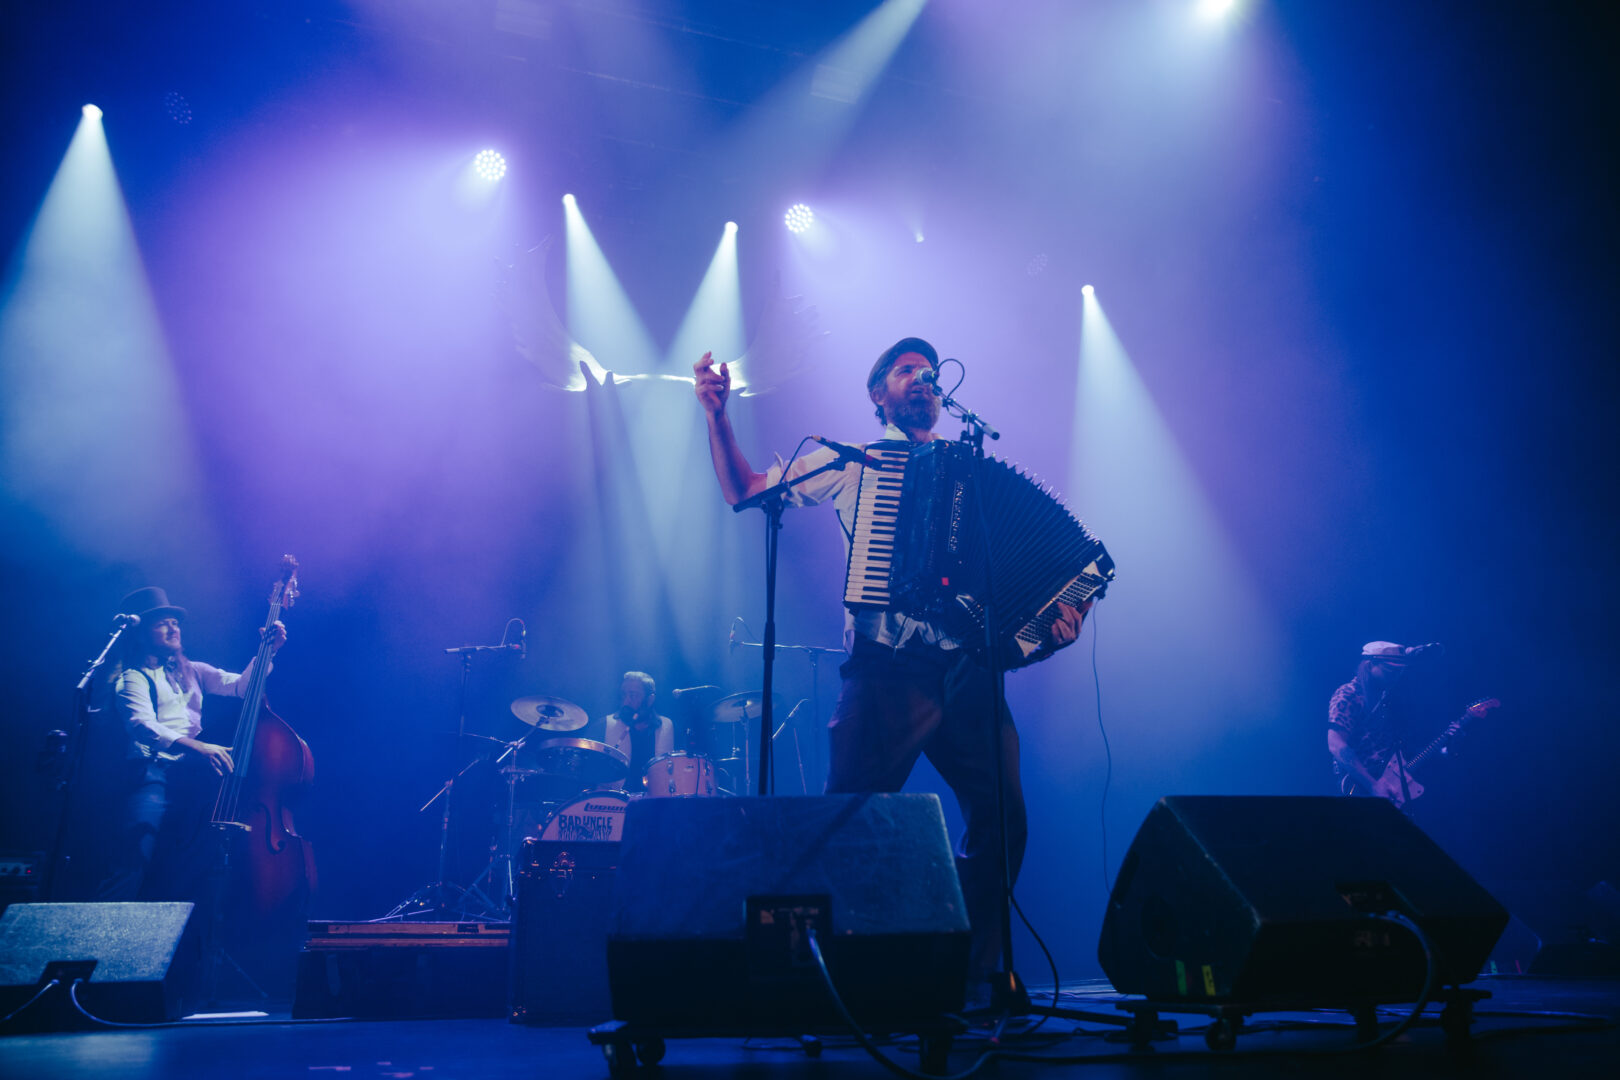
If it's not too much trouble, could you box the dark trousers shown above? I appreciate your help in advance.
[825,639,1026,985]
[96,755,215,903]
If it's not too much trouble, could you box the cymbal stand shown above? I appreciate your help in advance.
[465,734,529,913]
[731,633,843,794]
[381,640,518,921]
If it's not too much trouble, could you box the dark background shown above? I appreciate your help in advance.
[2,0,1616,980]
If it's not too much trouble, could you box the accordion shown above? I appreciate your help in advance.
[844,439,1115,669]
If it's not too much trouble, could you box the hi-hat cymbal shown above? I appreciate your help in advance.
[711,691,786,724]
[510,695,589,732]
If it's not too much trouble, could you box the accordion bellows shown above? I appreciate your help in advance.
[844,439,1116,669]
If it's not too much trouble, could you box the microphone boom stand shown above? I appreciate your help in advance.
[382,640,520,921]
[45,618,140,899]
[733,458,846,796]
[933,376,1122,1031]
[930,378,1023,1016]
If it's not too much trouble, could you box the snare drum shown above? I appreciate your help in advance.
[537,791,630,842]
[641,751,718,798]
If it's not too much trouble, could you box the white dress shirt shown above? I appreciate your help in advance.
[116,658,267,761]
[761,424,961,653]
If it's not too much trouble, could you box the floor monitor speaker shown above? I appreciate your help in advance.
[607,794,970,1032]
[1098,796,1508,1004]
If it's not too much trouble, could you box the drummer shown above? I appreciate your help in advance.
[604,671,674,791]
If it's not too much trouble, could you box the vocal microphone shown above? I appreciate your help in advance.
[113,613,141,629]
[518,621,527,661]
[670,684,720,699]
[917,368,942,395]
[811,435,883,469]
[729,620,740,654]
[1404,642,1445,658]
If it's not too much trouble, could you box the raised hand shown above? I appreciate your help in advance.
[694,351,731,416]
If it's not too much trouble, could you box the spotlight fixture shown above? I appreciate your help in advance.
[474,149,507,182]
[562,193,577,207]
[1027,253,1049,278]
[724,221,738,234]
[82,104,103,120]
[784,203,814,234]
[163,91,192,125]
[1081,284,1095,297]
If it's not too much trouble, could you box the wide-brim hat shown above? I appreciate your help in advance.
[867,337,939,390]
[1360,640,1409,662]
[118,586,185,624]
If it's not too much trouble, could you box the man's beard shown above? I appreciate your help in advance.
[886,391,940,431]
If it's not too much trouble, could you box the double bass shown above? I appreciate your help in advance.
[203,556,317,986]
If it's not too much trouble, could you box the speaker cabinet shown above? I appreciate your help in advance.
[1099,796,1508,1004]
[510,838,618,1026]
[606,794,970,1032]
[0,902,197,1030]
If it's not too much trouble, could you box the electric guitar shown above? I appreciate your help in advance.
[1342,697,1500,803]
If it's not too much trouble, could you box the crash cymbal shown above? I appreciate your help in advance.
[710,691,786,724]
[510,694,589,732]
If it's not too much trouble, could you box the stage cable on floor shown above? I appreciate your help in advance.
[1008,890,1060,1036]
[807,926,999,1080]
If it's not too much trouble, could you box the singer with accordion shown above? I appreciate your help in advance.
[694,337,1114,1001]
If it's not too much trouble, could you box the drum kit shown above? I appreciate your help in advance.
[463,689,783,909]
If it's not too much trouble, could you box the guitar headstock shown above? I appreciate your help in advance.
[1464,697,1500,720]
[272,554,301,611]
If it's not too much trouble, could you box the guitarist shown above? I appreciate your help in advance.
[96,586,286,902]
[1328,640,1475,807]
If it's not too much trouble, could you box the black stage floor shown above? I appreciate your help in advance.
[5,977,1618,1079]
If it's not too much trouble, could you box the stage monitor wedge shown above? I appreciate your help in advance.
[606,794,970,1032]
[1099,796,1509,1004]
[0,901,197,1031]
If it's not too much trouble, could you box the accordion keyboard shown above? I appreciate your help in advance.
[842,441,911,610]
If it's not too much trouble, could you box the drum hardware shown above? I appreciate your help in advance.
[382,636,524,922]
[510,694,590,732]
[708,691,782,797]
[727,630,843,794]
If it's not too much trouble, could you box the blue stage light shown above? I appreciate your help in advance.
[82,104,103,120]
[784,204,814,234]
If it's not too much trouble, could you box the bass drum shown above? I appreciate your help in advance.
[642,752,718,798]
[537,791,630,842]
